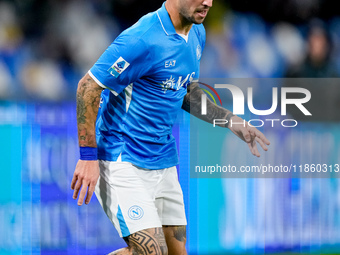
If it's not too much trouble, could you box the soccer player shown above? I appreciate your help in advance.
[71,0,270,254]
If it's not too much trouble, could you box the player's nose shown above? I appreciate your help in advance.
[202,0,213,8]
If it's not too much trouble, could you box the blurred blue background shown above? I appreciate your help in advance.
[1,0,340,254]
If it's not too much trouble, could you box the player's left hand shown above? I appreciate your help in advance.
[228,115,270,157]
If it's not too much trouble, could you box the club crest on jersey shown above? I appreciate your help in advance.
[196,44,202,60]
[108,57,130,78]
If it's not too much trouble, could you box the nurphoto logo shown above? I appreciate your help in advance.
[200,84,312,128]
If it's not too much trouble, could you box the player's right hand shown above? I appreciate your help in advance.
[71,160,100,206]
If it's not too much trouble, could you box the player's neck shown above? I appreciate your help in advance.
[165,1,193,35]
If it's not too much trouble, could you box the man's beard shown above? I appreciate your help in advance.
[180,10,205,25]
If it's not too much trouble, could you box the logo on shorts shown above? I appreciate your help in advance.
[128,205,144,220]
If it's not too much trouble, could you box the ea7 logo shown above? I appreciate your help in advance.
[165,60,176,68]
[201,84,312,116]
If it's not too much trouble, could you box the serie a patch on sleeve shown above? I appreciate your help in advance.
[108,57,130,78]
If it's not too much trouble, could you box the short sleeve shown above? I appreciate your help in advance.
[89,33,151,95]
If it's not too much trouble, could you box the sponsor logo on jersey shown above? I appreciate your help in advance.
[165,60,176,68]
[128,205,144,220]
[162,76,175,92]
[108,57,130,78]
[161,72,195,93]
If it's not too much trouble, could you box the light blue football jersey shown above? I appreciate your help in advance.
[89,3,206,169]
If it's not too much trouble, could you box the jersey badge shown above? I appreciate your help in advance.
[108,57,130,78]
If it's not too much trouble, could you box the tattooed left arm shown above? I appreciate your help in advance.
[182,82,233,127]
[182,82,270,157]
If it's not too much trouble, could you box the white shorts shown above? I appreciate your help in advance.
[95,160,187,237]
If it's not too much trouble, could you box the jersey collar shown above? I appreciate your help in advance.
[157,2,177,36]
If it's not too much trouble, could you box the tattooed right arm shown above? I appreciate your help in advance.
[76,73,104,148]
[71,73,104,206]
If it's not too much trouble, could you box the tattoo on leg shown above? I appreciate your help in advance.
[128,228,167,255]
[172,226,186,242]
[154,227,168,254]
[129,231,161,255]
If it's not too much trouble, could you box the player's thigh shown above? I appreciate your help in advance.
[95,160,162,238]
[162,225,187,255]
[124,227,168,255]
[155,166,187,226]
